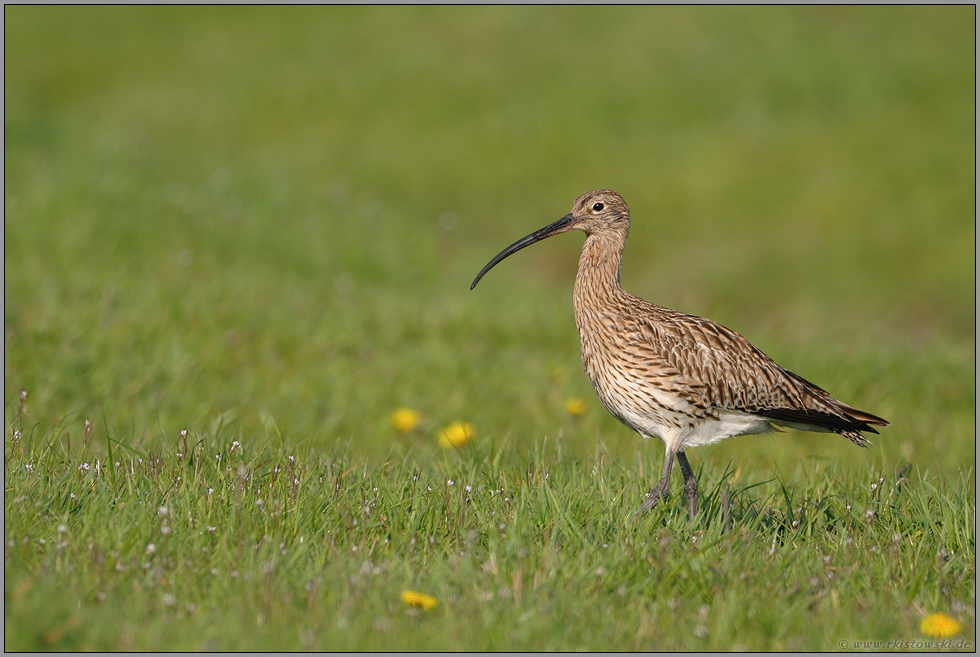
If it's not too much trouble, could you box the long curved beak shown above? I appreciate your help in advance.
[470,213,576,290]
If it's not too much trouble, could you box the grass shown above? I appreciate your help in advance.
[5,432,976,650]
[4,5,976,651]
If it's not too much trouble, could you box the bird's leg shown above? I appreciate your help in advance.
[676,451,698,519]
[639,449,674,514]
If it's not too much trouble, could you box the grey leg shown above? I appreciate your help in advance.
[676,451,698,518]
[639,449,674,514]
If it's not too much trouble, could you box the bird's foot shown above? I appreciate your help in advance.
[637,479,670,515]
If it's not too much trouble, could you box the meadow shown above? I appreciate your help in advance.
[4,6,975,650]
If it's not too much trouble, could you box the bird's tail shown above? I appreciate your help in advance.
[838,404,889,428]
[838,428,874,448]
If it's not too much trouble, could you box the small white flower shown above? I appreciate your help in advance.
[158,506,169,517]
[57,524,67,534]
[146,543,157,554]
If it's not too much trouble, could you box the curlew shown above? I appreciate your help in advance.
[471,190,888,518]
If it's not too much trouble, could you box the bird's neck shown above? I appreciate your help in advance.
[573,231,627,304]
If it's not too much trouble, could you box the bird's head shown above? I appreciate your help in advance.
[471,189,630,290]
[568,189,630,235]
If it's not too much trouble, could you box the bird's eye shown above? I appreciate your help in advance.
[592,202,604,212]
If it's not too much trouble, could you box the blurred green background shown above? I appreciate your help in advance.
[4,6,975,473]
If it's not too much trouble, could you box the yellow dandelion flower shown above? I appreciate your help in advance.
[400,589,438,611]
[920,612,962,638]
[565,398,587,417]
[391,408,421,434]
[438,422,474,449]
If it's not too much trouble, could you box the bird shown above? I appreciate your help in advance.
[471,189,888,518]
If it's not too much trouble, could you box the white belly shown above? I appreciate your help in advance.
[623,406,772,450]
[677,411,773,448]
[590,373,773,452]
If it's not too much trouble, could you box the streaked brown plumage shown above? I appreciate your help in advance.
[472,189,888,517]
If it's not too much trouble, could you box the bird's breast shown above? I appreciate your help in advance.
[573,303,689,437]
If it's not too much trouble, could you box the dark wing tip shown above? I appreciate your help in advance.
[758,407,884,435]
[840,405,889,427]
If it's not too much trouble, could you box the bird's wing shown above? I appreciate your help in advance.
[628,305,885,433]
